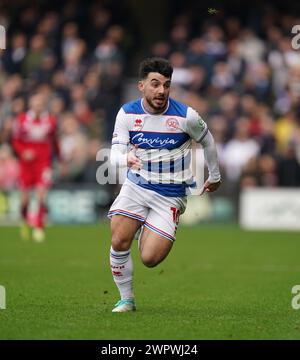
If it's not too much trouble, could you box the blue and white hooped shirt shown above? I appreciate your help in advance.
[111,97,209,197]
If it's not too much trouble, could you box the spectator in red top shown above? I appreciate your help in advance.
[12,92,60,242]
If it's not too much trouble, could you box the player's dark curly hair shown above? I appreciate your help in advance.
[139,57,173,79]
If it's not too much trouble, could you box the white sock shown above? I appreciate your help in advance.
[110,246,134,300]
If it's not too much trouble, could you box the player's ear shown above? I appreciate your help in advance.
[138,80,144,92]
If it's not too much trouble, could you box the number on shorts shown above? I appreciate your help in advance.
[170,207,180,225]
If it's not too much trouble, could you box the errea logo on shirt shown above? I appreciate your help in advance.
[133,118,144,131]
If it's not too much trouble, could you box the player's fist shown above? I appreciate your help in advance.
[127,145,142,170]
[22,149,36,161]
[200,179,221,195]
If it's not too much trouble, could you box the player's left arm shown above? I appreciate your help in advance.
[186,107,221,194]
[199,131,221,194]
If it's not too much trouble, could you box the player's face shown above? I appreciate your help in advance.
[138,72,171,113]
[29,94,46,115]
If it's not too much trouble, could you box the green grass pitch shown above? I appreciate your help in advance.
[0,223,300,339]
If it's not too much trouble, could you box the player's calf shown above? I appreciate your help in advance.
[140,250,172,268]
[139,227,173,268]
[140,253,161,268]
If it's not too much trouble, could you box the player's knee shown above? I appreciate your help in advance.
[111,233,131,252]
[141,253,159,268]
[111,238,128,252]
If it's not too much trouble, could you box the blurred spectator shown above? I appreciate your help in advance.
[18,6,38,36]
[94,37,124,73]
[203,25,227,63]
[33,52,57,84]
[83,138,102,183]
[170,24,189,52]
[61,22,80,60]
[62,39,86,84]
[217,91,239,139]
[223,117,260,182]
[2,33,27,74]
[22,34,48,77]
[258,154,278,186]
[150,41,171,59]
[0,144,19,191]
[83,70,103,111]
[187,38,213,85]
[239,29,265,65]
[275,110,298,153]
[226,39,246,83]
[211,62,235,92]
[0,74,23,117]
[257,105,276,155]
[169,52,193,86]
[277,142,300,186]
[51,70,70,104]
[86,6,113,50]
[73,99,94,129]
[187,65,207,94]
[59,113,89,182]
[49,96,66,121]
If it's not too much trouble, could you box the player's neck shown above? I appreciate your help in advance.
[141,98,168,115]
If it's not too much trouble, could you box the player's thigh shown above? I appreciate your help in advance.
[108,180,149,224]
[36,166,52,190]
[19,164,34,191]
[139,194,186,267]
[111,214,142,251]
[145,194,186,243]
[139,226,173,268]
[109,180,149,250]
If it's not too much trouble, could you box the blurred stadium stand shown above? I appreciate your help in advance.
[1,0,300,225]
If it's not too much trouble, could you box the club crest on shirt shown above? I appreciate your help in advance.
[166,118,179,131]
[133,118,144,130]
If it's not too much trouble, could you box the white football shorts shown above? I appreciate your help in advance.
[108,179,187,242]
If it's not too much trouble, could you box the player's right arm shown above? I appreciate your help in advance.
[110,108,142,169]
[11,114,36,162]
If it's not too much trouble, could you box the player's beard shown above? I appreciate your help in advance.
[145,95,168,113]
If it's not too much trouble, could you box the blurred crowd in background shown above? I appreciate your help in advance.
[1,0,300,193]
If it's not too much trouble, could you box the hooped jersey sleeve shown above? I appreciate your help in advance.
[111,108,130,146]
[185,107,221,183]
[110,108,129,168]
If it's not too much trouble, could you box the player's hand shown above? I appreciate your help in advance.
[200,179,221,195]
[22,149,36,161]
[127,145,142,170]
